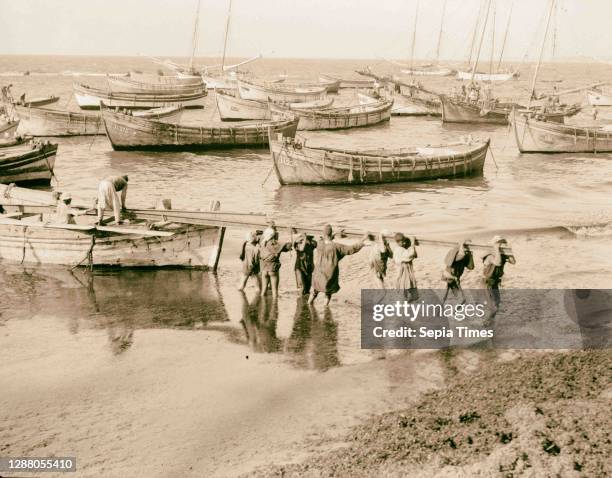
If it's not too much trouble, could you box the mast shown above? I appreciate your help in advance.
[497,0,513,71]
[409,0,419,72]
[489,1,496,76]
[467,0,484,67]
[189,0,202,72]
[528,0,557,107]
[221,0,233,71]
[435,0,447,64]
[470,0,492,83]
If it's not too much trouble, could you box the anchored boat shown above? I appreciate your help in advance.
[101,103,298,151]
[269,136,489,185]
[10,103,103,136]
[318,74,375,89]
[0,141,57,184]
[106,75,205,95]
[269,99,393,131]
[216,90,271,121]
[237,79,327,103]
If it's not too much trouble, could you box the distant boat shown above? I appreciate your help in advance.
[269,137,490,185]
[358,91,429,116]
[21,95,60,108]
[587,89,612,106]
[269,99,393,131]
[511,110,612,154]
[11,104,103,136]
[74,83,207,109]
[455,70,518,82]
[317,77,340,93]
[318,74,375,89]
[106,75,205,95]
[101,103,298,151]
[131,105,184,123]
[0,141,57,184]
[400,67,455,77]
[238,79,326,103]
[216,90,270,121]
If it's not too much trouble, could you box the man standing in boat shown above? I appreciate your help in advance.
[96,174,128,225]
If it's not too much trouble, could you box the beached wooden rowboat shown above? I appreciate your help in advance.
[587,89,612,107]
[269,100,393,131]
[131,105,184,122]
[269,137,490,185]
[74,83,207,110]
[318,74,375,89]
[101,104,299,151]
[0,141,57,184]
[11,103,103,136]
[237,79,326,103]
[107,75,205,95]
[216,90,271,120]
[511,110,612,153]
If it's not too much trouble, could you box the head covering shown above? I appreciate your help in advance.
[323,224,333,237]
[245,231,254,242]
[60,193,72,203]
[122,174,129,182]
[492,235,507,245]
[262,227,275,243]
[394,232,411,247]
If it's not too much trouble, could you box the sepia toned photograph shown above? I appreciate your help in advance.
[0,0,610,476]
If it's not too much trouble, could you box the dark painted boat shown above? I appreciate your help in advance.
[0,141,57,184]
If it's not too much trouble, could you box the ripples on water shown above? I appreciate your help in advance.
[0,56,611,368]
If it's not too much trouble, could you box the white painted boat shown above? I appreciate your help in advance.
[107,76,205,95]
[132,105,184,123]
[74,83,207,110]
[456,70,518,81]
[129,71,203,87]
[238,79,326,103]
[587,89,612,106]
[285,98,334,110]
[216,90,270,121]
[400,67,454,77]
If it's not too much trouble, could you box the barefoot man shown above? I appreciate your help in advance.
[97,174,128,225]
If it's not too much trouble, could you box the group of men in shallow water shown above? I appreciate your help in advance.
[238,224,516,307]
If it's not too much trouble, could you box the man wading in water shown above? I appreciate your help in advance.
[482,236,516,310]
[308,225,365,306]
[442,241,474,304]
[259,227,292,299]
[293,232,317,295]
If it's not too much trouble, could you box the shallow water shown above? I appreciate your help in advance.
[0,56,611,476]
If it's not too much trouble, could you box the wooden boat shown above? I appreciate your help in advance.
[101,104,299,151]
[73,83,207,110]
[456,70,518,81]
[0,141,57,184]
[128,71,203,87]
[511,110,612,154]
[287,98,334,110]
[216,90,270,121]
[441,95,513,124]
[11,103,103,136]
[237,79,326,103]
[131,105,184,122]
[317,78,340,93]
[269,137,490,185]
[270,100,393,131]
[358,92,427,116]
[395,81,442,116]
[318,74,375,89]
[0,118,19,138]
[587,89,612,107]
[22,95,60,108]
[107,75,205,95]
[0,184,268,269]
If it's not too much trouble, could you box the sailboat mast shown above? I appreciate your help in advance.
[467,0,484,67]
[409,0,419,72]
[497,1,513,71]
[189,0,202,72]
[435,0,447,64]
[489,1,496,76]
[528,0,557,108]
[470,0,492,83]
[221,0,233,71]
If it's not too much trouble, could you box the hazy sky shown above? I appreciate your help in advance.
[2,0,611,61]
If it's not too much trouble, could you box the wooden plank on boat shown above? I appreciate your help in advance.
[95,225,175,237]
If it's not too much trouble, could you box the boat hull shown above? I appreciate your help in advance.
[0,120,19,138]
[270,139,489,185]
[441,96,508,124]
[238,80,326,103]
[0,223,221,268]
[74,84,207,110]
[587,90,612,107]
[400,68,454,77]
[13,104,103,136]
[512,112,612,153]
[107,76,205,95]
[270,100,392,131]
[216,91,270,120]
[0,143,57,184]
[102,106,298,151]
[456,70,517,81]
[129,71,203,87]
[319,75,375,88]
